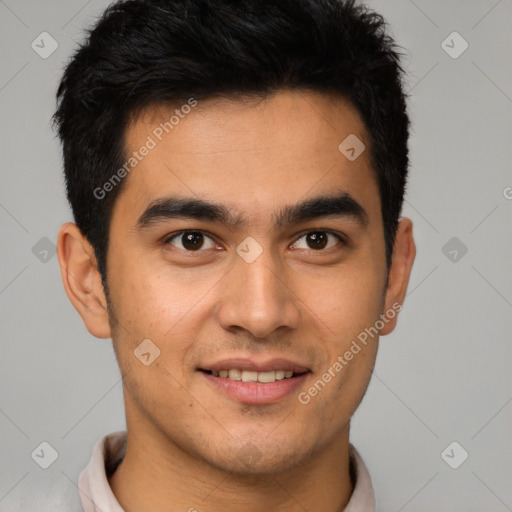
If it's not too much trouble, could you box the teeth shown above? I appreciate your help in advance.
[210,369,299,383]
[241,371,258,382]
[228,369,242,380]
[257,371,276,383]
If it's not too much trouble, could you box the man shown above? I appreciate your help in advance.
[54,0,415,510]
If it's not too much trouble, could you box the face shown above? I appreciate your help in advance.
[71,90,413,474]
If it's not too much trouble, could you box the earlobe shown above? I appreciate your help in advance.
[380,217,416,336]
[57,222,112,339]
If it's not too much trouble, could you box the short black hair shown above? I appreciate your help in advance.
[53,0,409,288]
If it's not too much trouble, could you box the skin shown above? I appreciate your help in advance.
[58,90,415,512]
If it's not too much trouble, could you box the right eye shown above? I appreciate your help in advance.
[164,230,218,251]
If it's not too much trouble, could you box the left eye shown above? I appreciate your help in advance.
[291,231,342,251]
[166,231,217,251]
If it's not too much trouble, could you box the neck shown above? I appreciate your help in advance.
[110,404,353,512]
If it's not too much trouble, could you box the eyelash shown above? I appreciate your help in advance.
[163,229,347,252]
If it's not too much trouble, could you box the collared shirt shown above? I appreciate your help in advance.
[78,430,375,511]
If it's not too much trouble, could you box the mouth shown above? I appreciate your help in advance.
[200,368,308,383]
[198,358,311,404]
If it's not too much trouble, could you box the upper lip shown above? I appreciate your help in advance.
[199,358,310,373]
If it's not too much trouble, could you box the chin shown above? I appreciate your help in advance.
[203,438,313,476]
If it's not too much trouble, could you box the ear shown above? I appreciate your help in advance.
[57,222,111,339]
[380,217,416,335]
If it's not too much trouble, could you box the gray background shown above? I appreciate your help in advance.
[1,0,511,510]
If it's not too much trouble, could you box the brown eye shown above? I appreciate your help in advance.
[306,232,328,249]
[291,231,342,251]
[167,231,216,251]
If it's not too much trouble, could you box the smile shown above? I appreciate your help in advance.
[203,369,303,383]
[198,359,311,404]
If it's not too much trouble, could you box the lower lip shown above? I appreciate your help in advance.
[200,371,309,405]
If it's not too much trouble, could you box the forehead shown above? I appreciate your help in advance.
[115,89,380,225]
[127,90,367,161]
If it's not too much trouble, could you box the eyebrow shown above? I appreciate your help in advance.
[136,191,369,229]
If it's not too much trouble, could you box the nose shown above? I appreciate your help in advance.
[216,243,301,339]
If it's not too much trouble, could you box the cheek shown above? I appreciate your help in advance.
[295,259,384,414]
[300,260,385,343]
[107,258,218,376]
[108,255,186,333]
[107,270,195,414]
